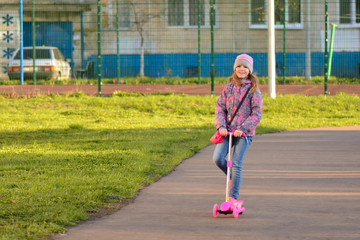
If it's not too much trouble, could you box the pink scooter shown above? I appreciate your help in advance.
[213,132,245,218]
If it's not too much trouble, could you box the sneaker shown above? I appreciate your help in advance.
[229,197,244,209]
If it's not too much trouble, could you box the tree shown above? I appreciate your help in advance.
[128,0,160,77]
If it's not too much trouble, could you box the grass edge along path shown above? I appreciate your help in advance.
[0,92,359,240]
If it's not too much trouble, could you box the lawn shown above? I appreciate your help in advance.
[0,92,359,239]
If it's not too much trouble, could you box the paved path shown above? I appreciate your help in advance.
[54,127,360,240]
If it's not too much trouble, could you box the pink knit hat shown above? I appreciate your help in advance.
[233,54,253,73]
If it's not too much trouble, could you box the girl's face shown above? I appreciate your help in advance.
[235,65,250,79]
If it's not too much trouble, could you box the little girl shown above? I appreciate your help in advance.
[213,54,263,204]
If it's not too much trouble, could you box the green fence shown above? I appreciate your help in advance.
[1,0,359,88]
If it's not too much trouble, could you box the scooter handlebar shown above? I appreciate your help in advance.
[228,131,246,137]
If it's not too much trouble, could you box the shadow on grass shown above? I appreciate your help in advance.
[0,126,213,151]
[0,126,216,239]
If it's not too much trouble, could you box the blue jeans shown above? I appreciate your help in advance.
[212,136,252,200]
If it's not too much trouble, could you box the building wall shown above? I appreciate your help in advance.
[0,8,19,79]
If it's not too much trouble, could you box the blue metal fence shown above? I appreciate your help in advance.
[89,52,360,79]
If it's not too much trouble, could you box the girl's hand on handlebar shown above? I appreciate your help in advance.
[233,130,243,138]
[219,128,228,137]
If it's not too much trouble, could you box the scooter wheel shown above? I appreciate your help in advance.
[240,207,245,215]
[213,204,219,218]
[233,207,239,218]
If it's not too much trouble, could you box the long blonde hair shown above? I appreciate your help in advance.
[229,72,259,94]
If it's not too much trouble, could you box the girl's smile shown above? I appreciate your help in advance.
[235,65,250,79]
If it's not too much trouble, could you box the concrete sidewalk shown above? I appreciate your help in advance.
[54,127,360,240]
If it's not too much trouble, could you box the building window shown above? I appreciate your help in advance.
[251,0,266,25]
[339,0,360,25]
[119,4,131,29]
[250,0,302,29]
[166,0,217,28]
[189,0,205,26]
[168,0,184,26]
[102,0,131,30]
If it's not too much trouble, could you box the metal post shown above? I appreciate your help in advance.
[81,11,85,68]
[324,0,328,95]
[32,0,36,85]
[97,0,102,96]
[268,0,276,98]
[327,23,337,79]
[197,0,201,84]
[232,12,235,52]
[148,0,151,40]
[20,0,24,85]
[283,0,286,85]
[210,0,215,94]
[305,0,311,80]
[116,0,120,84]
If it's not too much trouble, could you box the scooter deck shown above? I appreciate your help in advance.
[217,210,243,215]
[213,202,245,218]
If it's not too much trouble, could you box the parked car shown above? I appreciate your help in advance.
[8,46,71,80]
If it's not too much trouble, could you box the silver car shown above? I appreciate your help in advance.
[8,46,71,80]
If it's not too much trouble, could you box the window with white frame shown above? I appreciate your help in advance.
[166,0,217,28]
[250,0,302,29]
[339,0,360,26]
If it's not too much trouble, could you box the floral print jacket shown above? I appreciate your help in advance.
[215,80,263,136]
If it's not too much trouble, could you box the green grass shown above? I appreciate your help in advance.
[1,75,359,85]
[0,92,359,240]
